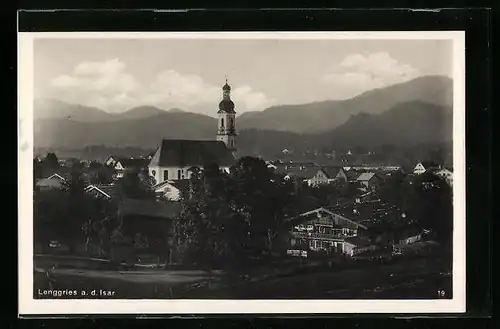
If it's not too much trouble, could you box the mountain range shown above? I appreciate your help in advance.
[34,75,453,156]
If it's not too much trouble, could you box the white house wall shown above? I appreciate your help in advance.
[154,184,181,201]
[413,163,426,174]
[149,165,231,184]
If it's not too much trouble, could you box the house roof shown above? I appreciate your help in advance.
[119,198,182,219]
[150,139,236,168]
[85,184,120,199]
[328,199,400,228]
[46,173,66,181]
[287,207,368,230]
[344,236,372,247]
[170,179,192,191]
[319,166,341,179]
[356,172,377,181]
[36,173,67,188]
[418,161,440,169]
[36,178,64,189]
[346,170,360,180]
[284,166,317,179]
[117,158,150,169]
[84,185,112,199]
[151,180,176,191]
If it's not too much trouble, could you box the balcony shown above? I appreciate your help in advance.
[291,231,355,241]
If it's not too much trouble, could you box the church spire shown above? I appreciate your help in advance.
[217,78,237,152]
[222,78,231,97]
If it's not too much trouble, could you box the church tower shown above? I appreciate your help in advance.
[217,79,237,152]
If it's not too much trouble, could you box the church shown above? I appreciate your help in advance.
[148,80,238,183]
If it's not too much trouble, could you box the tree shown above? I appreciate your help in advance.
[228,157,299,255]
[34,158,44,179]
[175,156,302,267]
[175,163,240,268]
[303,184,340,207]
[43,152,59,169]
[406,172,453,243]
[138,167,156,188]
[60,169,89,251]
[115,170,156,200]
[89,163,115,185]
[378,171,408,210]
[338,182,359,200]
[81,196,118,257]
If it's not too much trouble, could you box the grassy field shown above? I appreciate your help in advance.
[34,254,452,299]
[180,257,452,299]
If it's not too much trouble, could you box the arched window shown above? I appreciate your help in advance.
[221,118,224,128]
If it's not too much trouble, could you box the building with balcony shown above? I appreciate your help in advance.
[287,207,368,254]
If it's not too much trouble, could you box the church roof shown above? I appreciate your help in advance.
[222,82,231,91]
[150,139,236,168]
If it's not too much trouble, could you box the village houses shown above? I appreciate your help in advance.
[434,167,453,186]
[355,172,382,189]
[307,167,348,186]
[35,173,66,191]
[413,161,441,175]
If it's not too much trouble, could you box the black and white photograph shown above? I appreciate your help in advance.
[18,31,465,314]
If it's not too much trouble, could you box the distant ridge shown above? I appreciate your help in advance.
[34,75,453,154]
[237,75,453,133]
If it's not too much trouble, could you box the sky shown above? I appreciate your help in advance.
[34,37,453,117]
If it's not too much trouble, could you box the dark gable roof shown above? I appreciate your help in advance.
[346,170,360,180]
[284,166,317,179]
[420,161,440,169]
[118,158,150,169]
[319,166,341,179]
[92,184,120,199]
[170,179,192,191]
[327,199,400,228]
[156,139,236,167]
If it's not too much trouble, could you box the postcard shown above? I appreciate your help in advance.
[18,30,466,315]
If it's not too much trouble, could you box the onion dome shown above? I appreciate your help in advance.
[218,99,235,113]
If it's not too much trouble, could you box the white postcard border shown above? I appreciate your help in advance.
[18,31,466,315]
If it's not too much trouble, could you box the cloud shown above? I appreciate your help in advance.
[46,59,274,114]
[322,52,419,98]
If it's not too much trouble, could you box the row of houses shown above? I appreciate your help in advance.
[35,172,187,203]
[267,160,452,189]
[268,163,385,190]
